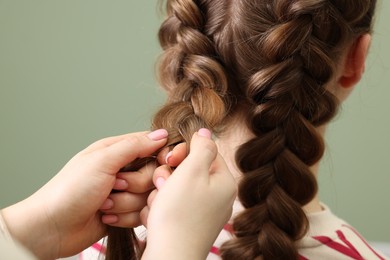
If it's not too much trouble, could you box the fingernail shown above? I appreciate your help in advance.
[198,128,212,139]
[113,179,128,190]
[155,177,165,189]
[102,214,118,224]
[100,198,114,210]
[147,129,168,141]
[165,151,173,165]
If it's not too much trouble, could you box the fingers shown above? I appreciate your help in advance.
[153,165,173,190]
[157,143,188,167]
[81,130,164,154]
[189,129,217,168]
[115,162,157,193]
[80,132,145,154]
[102,163,172,228]
[140,189,158,227]
[101,128,229,231]
[91,129,168,173]
[102,212,142,228]
[209,153,238,200]
[140,206,150,227]
[112,178,129,190]
[100,191,149,228]
[152,128,219,186]
[175,128,217,178]
[209,152,232,178]
[102,192,149,214]
[101,188,158,228]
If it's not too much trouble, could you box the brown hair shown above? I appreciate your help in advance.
[106,0,377,259]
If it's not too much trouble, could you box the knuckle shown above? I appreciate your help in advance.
[196,138,217,158]
[87,150,107,166]
[124,135,143,148]
[118,214,140,228]
[135,172,153,191]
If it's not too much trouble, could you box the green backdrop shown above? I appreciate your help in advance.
[0,1,389,242]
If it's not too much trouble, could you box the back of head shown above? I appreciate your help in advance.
[155,0,377,259]
[107,0,377,259]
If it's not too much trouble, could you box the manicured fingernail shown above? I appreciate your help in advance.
[100,199,114,210]
[155,177,165,189]
[113,179,128,190]
[147,129,168,141]
[165,151,173,165]
[102,214,118,224]
[198,128,212,139]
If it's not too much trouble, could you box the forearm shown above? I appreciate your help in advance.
[1,197,59,260]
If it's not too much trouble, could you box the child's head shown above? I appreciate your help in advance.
[153,0,377,259]
[155,0,376,134]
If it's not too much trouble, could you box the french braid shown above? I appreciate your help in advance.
[152,0,231,143]
[106,0,376,259]
[106,0,231,259]
[218,1,376,259]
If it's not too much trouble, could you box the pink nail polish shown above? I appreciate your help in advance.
[156,177,165,189]
[147,129,168,141]
[198,128,212,139]
[165,151,173,165]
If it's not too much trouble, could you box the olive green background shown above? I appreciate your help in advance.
[0,1,389,242]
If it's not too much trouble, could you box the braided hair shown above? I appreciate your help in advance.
[216,1,376,259]
[153,0,233,141]
[106,1,232,259]
[106,0,377,259]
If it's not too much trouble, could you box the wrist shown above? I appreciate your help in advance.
[142,232,208,260]
[1,197,60,260]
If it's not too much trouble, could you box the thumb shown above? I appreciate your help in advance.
[93,129,168,173]
[181,128,217,177]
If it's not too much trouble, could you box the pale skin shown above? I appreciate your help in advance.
[1,129,236,260]
[105,34,372,259]
[1,130,170,259]
[214,33,372,215]
[142,33,372,222]
[143,129,237,260]
[90,33,371,260]
[1,33,368,260]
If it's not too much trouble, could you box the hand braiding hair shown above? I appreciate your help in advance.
[106,0,231,259]
[105,0,376,259]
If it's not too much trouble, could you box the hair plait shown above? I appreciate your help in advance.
[155,0,231,145]
[105,0,376,259]
[217,0,376,259]
[107,1,231,258]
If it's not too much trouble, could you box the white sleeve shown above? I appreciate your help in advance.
[0,210,36,259]
[0,210,12,241]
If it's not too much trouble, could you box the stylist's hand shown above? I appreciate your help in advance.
[1,129,168,260]
[142,129,237,260]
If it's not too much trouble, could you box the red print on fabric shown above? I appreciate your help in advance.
[313,229,385,260]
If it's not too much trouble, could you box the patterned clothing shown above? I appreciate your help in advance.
[80,202,388,260]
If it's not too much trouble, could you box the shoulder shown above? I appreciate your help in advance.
[298,204,388,260]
